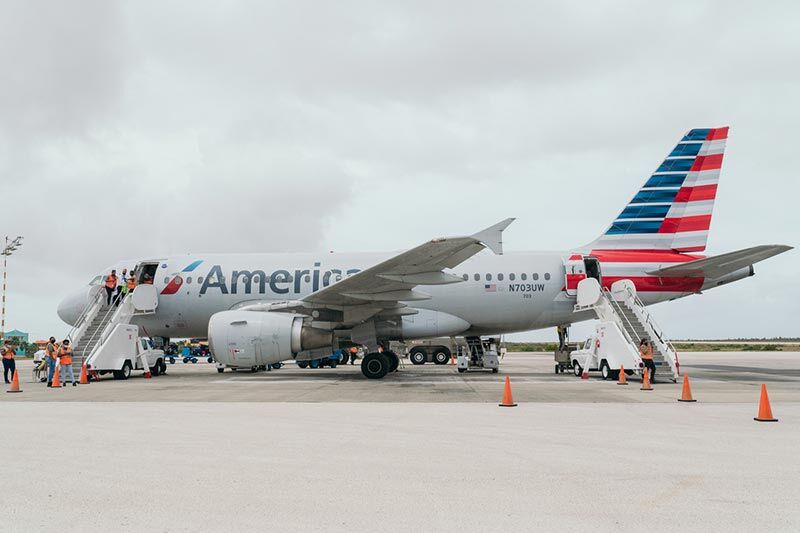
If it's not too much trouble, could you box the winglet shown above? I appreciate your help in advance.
[473,218,515,255]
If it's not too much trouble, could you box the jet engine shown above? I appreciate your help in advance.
[208,311,333,367]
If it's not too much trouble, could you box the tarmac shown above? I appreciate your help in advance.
[2,352,799,532]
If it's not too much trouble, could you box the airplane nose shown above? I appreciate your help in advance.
[57,286,94,326]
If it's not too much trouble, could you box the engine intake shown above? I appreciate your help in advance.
[208,311,332,367]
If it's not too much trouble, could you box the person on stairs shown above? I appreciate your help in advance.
[2,340,16,384]
[126,274,136,294]
[59,340,77,386]
[104,270,118,306]
[115,268,128,306]
[639,338,655,384]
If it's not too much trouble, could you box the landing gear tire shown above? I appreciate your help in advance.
[457,367,466,373]
[432,349,450,365]
[409,348,426,365]
[217,367,224,373]
[573,361,583,378]
[361,352,390,379]
[600,361,611,381]
[385,351,399,373]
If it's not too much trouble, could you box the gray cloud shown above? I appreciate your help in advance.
[1,0,797,341]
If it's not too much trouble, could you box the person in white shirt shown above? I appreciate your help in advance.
[115,268,128,306]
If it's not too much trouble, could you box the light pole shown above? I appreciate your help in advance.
[1,236,24,341]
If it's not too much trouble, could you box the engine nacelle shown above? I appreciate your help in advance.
[208,311,333,367]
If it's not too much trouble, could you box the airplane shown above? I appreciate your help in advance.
[57,127,791,379]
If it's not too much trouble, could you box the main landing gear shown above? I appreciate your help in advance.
[360,351,399,379]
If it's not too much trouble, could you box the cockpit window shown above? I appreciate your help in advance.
[88,275,103,286]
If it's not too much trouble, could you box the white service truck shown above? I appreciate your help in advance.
[87,325,167,379]
[570,321,643,380]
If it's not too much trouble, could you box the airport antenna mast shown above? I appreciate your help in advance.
[1,235,24,341]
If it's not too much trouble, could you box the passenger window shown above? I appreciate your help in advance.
[462,274,468,281]
[163,277,170,284]
[486,274,492,281]
[497,273,504,281]
[474,274,480,281]
[533,273,539,280]
[197,277,204,284]
[545,273,551,280]
[521,273,527,280]
[186,277,192,284]
[304,276,310,283]
[509,273,515,281]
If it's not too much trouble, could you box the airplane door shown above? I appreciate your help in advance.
[564,255,586,297]
[583,256,602,285]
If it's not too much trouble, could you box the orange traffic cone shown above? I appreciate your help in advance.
[6,370,22,393]
[581,367,589,380]
[754,384,778,422]
[640,368,653,391]
[51,365,62,388]
[677,374,696,402]
[617,366,628,385]
[498,376,517,407]
[79,364,89,385]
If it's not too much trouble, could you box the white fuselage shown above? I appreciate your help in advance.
[59,248,709,342]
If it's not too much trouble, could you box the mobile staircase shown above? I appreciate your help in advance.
[574,277,679,382]
[66,284,161,378]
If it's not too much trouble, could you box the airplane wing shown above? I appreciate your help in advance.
[246,218,514,324]
[646,245,792,278]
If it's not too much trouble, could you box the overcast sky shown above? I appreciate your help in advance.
[1,0,797,342]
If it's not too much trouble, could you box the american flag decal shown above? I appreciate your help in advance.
[484,284,497,292]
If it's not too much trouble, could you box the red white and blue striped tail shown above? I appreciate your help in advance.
[590,127,728,252]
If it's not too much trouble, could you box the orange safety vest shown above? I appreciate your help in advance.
[105,275,117,289]
[127,278,136,290]
[2,347,14,360]
[59,346,73,365]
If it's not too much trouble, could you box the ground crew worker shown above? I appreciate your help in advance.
[105,270,118,305]
[2,340,16,384]
[59,340,76,386]
[46,336,58,386]
[639,338,655,384]
[126,275,136,293]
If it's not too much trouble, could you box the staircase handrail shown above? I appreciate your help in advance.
[617,283,680,376]
[601,288,641,347]
[80,294,132,364]
[66,286,104,345]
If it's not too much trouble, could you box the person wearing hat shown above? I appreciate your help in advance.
[45,336,58,386]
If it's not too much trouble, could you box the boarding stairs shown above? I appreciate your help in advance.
[574,278,679,382]
[66,285,159,375]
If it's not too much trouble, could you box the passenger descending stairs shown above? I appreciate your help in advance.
[604,281,679,382]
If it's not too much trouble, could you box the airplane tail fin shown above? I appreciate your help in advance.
[589,127,729,252]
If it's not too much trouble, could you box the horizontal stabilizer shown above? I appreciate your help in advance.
[646,245,792,278]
